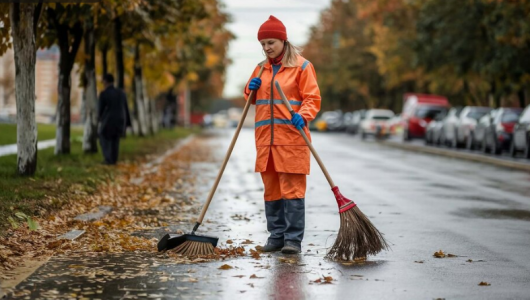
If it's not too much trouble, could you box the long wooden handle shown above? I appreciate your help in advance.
[274,81,335,188]
[195,65,265,225]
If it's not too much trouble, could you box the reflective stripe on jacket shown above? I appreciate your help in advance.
[244,55,321,174]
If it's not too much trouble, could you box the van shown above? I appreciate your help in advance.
[402,93,450,141]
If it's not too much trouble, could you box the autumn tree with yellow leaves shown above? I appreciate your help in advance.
[0,0,233,174]
[305,0,530,112]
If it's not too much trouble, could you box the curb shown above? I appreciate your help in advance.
[381,140,530,173]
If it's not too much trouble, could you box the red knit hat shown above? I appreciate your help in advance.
[257,15,287,41]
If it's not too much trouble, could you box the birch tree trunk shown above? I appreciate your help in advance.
[133,43,147,136]
[82,17,98,153]
[10,3,42,175]
[149,98,159,134]
[143,82,153,135]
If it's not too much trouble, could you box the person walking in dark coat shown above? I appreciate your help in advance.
[98,74,131,165]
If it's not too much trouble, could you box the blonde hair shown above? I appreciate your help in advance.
[260,40,303,67]
[282,41,303,67]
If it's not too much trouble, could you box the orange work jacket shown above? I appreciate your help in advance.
[244,55,321,174]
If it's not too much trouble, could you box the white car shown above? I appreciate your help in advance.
[360,109,395,139]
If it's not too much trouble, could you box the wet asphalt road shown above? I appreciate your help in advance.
[8,128,530,299]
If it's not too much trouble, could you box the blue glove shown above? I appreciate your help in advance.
[291,113,305,130]
[249,77,261,91]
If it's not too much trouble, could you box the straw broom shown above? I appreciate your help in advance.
[275,81,389,260]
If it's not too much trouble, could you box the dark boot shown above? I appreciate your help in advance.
[281,240,302,254]
[282,198,305,254]
[262,200,286,251]
[261,238,284,252]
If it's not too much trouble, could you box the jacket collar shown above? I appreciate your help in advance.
[261,60,285,73]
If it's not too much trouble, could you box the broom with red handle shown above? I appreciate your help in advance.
[275,81,389,260]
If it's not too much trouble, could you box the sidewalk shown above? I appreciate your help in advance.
[0,140,56,157]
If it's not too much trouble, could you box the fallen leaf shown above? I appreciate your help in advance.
[241,239,253,245]
[467,259,473,263]
[313,276,333,284]
[250,274,264,279]
[218,264,233,270]
[250,249,260,260]
[232,275,244,278]
[278,257,297,264]
[478,282,491,286]
[414,260,424,263]
[226,240,233,244]
[447,253,457,257]
[46,240,65,250]
[433,250,446,258]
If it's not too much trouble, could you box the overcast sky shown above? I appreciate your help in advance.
[222,0,331,98]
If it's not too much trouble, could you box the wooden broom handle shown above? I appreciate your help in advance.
[196,65,265,224]
[274,81,336,188]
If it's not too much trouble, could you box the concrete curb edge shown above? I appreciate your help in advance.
[381,140,530,173]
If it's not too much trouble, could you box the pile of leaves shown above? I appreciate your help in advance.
[0,138,214,278]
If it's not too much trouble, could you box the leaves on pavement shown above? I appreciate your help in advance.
[433,250,446,258]
[218,264,233,270]
[313,275,334,284]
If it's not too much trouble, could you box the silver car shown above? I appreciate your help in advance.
[444,106,491,148]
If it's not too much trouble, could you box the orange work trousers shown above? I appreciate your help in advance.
[261,152,306,201]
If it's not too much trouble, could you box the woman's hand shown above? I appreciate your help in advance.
[249,77,262,90]
[291,113,305,130]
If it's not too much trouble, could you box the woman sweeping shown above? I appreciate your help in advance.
[244,15,321,254]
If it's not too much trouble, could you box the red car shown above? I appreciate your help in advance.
[402,93,450,141]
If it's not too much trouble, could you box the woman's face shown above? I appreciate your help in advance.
[260,39,285,59]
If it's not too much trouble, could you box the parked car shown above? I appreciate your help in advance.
[449,106,491,148]
[474,108,522,154]
[425,111,447,145]
[345,110,366,134]
[510,105,530,158]
[319,110,345,131]
[388,114,403,135]
[212,110,228,128]
[343,112,353,132]
[227,108,243,127]
[360,109,395,139]
[440,107,463,146]
[471,110,496,150]
[402,93,450,141]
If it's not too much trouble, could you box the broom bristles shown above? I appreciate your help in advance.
[173,240,216,256]
[326,206,389,261]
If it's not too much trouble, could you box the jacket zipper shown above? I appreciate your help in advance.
[270,68,278,145]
